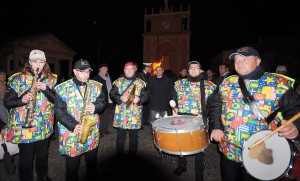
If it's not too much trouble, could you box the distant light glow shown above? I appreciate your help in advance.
[150,56,164,75]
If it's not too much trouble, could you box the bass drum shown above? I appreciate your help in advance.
[151,115,208,156]
[243,130,300,181]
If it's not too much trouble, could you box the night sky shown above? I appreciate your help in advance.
[1,0,299,78]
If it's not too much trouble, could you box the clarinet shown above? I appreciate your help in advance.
[23,68,39,128]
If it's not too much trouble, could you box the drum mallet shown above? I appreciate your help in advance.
[221,139,243,150]
[248,112,300,150]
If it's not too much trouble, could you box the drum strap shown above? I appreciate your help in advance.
[238,77,282,124]
[120,78,136,96]
[239,77,265,121]
[200,79,208,127]
[239,77,281,124]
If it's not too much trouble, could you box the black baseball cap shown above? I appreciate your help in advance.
[229,47,260,60]
[74,59,93,71]
[99,63,108,69]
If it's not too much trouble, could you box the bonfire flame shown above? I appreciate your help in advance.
[150,57,164,76]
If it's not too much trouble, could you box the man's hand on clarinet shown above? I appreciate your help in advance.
[22,93,34,103]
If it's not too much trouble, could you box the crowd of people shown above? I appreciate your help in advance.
[0,46,300,181]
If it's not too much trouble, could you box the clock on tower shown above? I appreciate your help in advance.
[161,21,170,30]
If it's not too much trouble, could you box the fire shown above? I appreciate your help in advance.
[150,57,164,76]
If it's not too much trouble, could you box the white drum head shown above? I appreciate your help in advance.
[151,115,203,133]
[242,130,292,180]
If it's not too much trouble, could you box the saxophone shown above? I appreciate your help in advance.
[23,68,39,128]
[126,85,136,108]
[77,82,97,144]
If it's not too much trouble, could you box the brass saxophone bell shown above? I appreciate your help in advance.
[77,81,99,144]
[79,115,96,144]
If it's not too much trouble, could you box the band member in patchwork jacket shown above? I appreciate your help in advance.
[4,49,57,181]
[209,47,300,181]
[109,62,148,158]
[54,59,105,181]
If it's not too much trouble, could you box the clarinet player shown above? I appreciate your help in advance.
[4,49,57,181]
[54,59,106,181]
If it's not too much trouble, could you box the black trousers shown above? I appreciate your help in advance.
[177,152,205,181]
[142,102,150,125]
[18,137,50,181]
[116,128,139,155]
[65,147,98,181]
[99,107,112,134]
[221,154,259,181]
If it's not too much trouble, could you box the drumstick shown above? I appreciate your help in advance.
[248,112,300,150]
[221,139,243,150]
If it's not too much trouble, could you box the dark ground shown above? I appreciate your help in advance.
[0,119,221,181]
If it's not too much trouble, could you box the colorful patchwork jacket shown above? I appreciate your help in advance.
[173,78,216,116]
[54,79,105,157]
[109,76,148,129]
[4,72,57,143]
[212,73,294,162]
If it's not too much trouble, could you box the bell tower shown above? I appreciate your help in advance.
[143,0,191,74]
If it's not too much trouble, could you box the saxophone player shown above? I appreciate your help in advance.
[109,62,148,159]
[4,49,57,181]
[54,59,106,181]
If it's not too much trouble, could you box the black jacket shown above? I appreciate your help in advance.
[207,89,224,133]
[4,85,55,109]
[139,71,151,83]
[147,75,173,111]
[213,72,233,87]
[280,88,300,141]
[92,75,108,103]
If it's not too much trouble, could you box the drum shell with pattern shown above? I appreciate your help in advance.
[151,115,209,156]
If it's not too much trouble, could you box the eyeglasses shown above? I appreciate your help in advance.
[189,67,200,70]
[30,60,46,64]
[77,69,91,74]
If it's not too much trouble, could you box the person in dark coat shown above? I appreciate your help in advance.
[164,69,178,84]
[92,63,113,138]
[178,68,188,80]
[139,63,152,126]
[147,66,173,123]
[139,63,152,83]
[213,63,232,87]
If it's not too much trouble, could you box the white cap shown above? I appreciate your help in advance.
[276,65,287,73]
[29,49,46,61]
[143,63,152,67]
